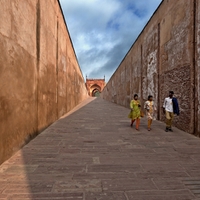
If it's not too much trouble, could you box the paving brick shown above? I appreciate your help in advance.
[3,181,54,194]
[126,190,195,200]
[153,178,186,190]
[102,178,157,191]
[73,172,136,180]
[85,192,127,200]
[135,171,189,178]
[4,165,38,174]
[141,163,185,172]
[0,98,200,199]
[88,164,142,173]
[181,163,200,171]
[33,165,86,174]
[8,192,83,200]
[191,155,200,162]
[57,157,93,165]
[187,171,200,177]
[52,180,102,192]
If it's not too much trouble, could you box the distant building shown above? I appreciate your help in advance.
[85,76,106,97]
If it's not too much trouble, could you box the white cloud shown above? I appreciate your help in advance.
[59,0,163,82]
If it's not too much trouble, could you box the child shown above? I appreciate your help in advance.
[144,95,156,131]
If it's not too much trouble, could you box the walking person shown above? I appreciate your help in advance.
[128,94,141,130]
[144,95,156,131]
[163,91,179,132]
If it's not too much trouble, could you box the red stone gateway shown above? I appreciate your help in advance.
[85,76,106,97]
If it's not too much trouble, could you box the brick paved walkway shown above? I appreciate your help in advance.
[1,97,200,200]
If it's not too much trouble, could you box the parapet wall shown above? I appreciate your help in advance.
[101,0,200,136]
[0,0,88,164]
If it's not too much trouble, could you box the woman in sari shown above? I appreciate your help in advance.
[144,95,156,131]
[128,94,141,130]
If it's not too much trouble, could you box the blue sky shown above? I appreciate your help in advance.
[59,0,163,82]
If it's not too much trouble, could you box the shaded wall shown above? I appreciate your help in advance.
[0,0,88,164]
[102,0,200,136]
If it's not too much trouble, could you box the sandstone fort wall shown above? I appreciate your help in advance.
[0,0,88,164]
[102,0,200,136]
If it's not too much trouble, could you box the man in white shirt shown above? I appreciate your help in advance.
[163,91,174,132]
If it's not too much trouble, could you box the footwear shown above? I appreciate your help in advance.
[135,128,139,131]
[168,128,173,132]
[130,120,135,127]
[165,127,169,132]
[148,128,151,131]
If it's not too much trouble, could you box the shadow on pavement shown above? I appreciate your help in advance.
[1,98,200,199]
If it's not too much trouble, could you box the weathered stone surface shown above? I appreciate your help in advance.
[196,0,200,138]
[73,173,136,180]
[0,0,88,164]
[126,190,195,200]
[3,181,54,194]
[101,0,200,137]
[102,179,157,191]
[85,192,127,200]
[8,192,83,200]
[135,172,189,179]
[88,164,142,173]
[153,178,186,190]
[52,180,102,193]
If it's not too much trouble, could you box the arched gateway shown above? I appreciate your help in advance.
[85,76,106,97]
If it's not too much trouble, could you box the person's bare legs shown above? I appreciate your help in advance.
[148,119,152,131]
[136,118,140,130]
[130,119,135,127]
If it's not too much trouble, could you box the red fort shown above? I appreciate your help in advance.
[85,76,106,97]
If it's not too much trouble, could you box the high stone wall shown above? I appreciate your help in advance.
[101,0,200,137]
[0,0,88,164]
[195,0,200,137]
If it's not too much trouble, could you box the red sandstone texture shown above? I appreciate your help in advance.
[0,0,88,164]
[85,78,106,97]
[101,0,200,137]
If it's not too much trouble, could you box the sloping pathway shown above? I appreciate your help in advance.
[0,97,200,200]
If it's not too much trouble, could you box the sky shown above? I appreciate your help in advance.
[59,0,163,82]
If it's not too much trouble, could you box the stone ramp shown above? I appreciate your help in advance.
[0,97,200,200]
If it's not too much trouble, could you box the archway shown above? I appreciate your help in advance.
[92,89,100,97]
[90,84,101,97]
[85,78,106,97]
